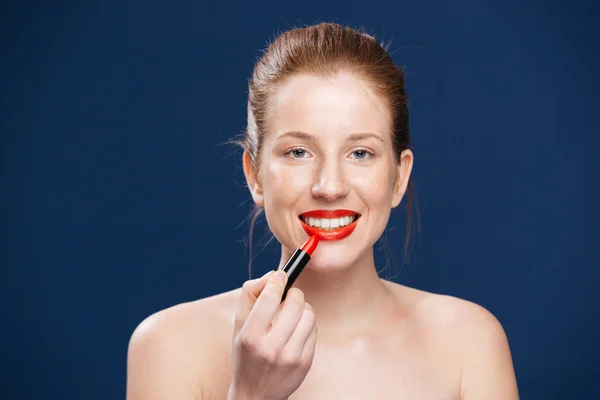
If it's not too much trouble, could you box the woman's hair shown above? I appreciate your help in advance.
[235,22,418,277]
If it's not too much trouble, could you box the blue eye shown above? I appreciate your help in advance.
[286,148,309,159]
[351,149,372,160]
[293,149,306,158]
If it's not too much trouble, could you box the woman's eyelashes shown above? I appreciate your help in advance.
[283,147,376,161]
[348,149,375,160]
[284,147,311,159]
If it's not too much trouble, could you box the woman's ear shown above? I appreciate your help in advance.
[243,151,264,207]
[391,149,414,208]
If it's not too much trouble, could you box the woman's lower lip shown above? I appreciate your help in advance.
[299,218,359,241]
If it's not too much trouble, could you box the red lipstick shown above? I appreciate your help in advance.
[281,235,320,301]
[299,209,360,241]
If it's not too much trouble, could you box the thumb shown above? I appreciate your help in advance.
[234,270,275,334]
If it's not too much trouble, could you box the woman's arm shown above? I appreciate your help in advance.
[459,304,520,400]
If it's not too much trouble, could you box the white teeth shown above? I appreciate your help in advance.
[301,215,359,230]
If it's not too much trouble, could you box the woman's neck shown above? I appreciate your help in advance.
[278,247,397,339]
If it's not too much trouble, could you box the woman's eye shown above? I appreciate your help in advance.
[351,149,371,160]
[286,148,309,159]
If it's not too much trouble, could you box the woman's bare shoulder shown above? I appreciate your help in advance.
[126,288,242,399]
[130,287,241,342]
[415,290,518,398]
[385,280,507,336]
[385,281,518,398]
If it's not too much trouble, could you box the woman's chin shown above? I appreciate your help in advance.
[305,252,361,273]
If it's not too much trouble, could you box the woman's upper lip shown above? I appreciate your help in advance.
[299,209,360,218]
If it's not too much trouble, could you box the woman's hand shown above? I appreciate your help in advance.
[228,270,317,400]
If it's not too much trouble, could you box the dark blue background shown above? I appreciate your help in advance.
[3,0,599,398]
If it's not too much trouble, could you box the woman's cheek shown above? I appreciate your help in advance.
[351,168,389,198]
[265,163,312,200]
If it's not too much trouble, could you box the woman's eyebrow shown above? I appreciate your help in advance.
[347,132,384,143]
[277,131,316,141]
[277,131,383,143]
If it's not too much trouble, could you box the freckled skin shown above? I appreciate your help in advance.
[258,73,404,272]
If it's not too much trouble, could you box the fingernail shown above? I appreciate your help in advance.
[273,271,287,281]
[262,270,275,279]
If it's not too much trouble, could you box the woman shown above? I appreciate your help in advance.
[126,23,519,399]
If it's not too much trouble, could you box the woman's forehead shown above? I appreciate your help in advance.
[267,73,392,141]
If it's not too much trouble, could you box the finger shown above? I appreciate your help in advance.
[266,288,305,347]
[283,302,316,357]
[269,302,285,328]
[244,270,288,336]
[299,321,318,366]
[234,270,275,334]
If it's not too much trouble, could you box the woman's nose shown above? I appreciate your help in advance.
[310,159,349,201]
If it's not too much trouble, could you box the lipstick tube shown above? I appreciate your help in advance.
[281,235,319,302]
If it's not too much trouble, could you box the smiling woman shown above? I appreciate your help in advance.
[126,23,520,400]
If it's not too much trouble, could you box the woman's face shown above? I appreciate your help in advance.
[244,72,413,271]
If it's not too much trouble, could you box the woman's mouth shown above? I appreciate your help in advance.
[298,209,361,241]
